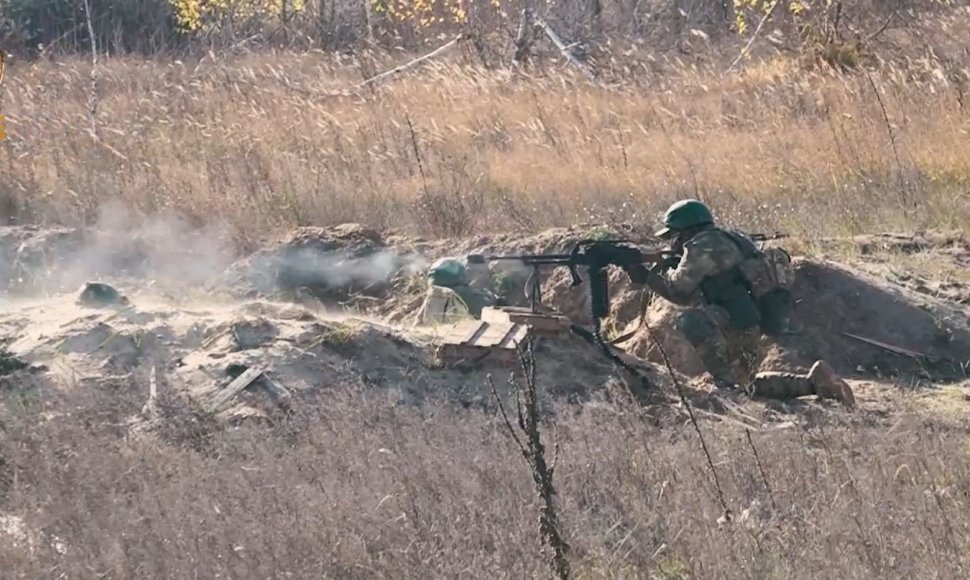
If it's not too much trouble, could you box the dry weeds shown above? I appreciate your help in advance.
[2,49,968,242]
[2,379,970,578]
[1,12,970,577]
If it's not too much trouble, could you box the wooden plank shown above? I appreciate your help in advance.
[498,324,530,349]
[443,320,491,345]
[841,332,936,360]
[472,321,517,348]
[258,374,293,409]
[482,307,568,334]
[462,321,490,345]
[442,320,485,344]
[207,366,264,413]
[510,314,569,333]
[481,307,513,325]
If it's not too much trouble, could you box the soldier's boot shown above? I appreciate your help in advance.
[749,372,816,400]
[749,362,856,407]
[807,360,856,408]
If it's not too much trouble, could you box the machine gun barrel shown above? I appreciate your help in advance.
[466,239,676,319]
[467,239,676,268]
[466,253,575,265]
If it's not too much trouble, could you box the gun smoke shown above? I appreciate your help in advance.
[252,245,428,296]
[0,202,236,299]
[0,202,428,304]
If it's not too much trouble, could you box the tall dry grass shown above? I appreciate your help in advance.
[1,44,968,243]
[2,380,970,578]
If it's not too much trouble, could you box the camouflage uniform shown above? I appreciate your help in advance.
[417,257,498,325]
[450,284,495,317]
[645,227,818,400]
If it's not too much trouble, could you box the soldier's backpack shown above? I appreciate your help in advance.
[724,231,796,335]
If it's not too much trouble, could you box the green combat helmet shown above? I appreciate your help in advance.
[655,199,714,238]
[427,258,468,288]
[424,257,496,319]
[76,281,130,308]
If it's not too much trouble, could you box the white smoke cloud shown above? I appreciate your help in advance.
[58,201,237,292]
[244,244,428,295]
[0,203,430,302]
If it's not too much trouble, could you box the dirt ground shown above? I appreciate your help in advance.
[0,223,968,429]
[3,222,970,576]
[0,289,666,422]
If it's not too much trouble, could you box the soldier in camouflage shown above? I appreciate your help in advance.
[625,200,855,407]
[416,257,498,325]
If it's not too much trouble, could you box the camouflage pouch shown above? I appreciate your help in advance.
[738,247,795,335]
[763,247,794,289]
[738,247,794,297]
[724,233,795,335]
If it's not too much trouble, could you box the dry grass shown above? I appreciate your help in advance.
[2,47,968,242]
[2,378,970,579]
[2,19,970,578]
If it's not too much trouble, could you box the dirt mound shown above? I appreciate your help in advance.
[885,270,970,305]
[622,258,970,381]
[847,231,970,266]
[223,224,428,302]
[765,259,970,378]
[812,231,970,305]
[3,223,967,423]
[0,291,663,421]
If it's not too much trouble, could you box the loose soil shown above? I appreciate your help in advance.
[0,223,967,427]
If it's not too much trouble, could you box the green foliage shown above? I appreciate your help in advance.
[169,0,306,33]
[375,0,477,28]
[651,554,691,580]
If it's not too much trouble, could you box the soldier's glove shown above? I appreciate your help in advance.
[652,254,681,272]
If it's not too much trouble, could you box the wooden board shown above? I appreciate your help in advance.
[437,319,532,364]
[206,366,264,413]
[498,324,530,349]
[841,332,936,360]
[474,322,518,347]
[443,319,487,344]
[481,307,569,334]
[259,374,293,408]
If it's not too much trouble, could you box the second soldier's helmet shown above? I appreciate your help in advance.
[427,257,468,288]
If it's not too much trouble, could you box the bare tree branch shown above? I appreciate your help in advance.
[727,0,782,74]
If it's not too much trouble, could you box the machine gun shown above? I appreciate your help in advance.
[467,239,674,321]
[467,239,673,384]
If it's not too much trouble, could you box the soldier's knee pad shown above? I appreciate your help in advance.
[677,309,719,346]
